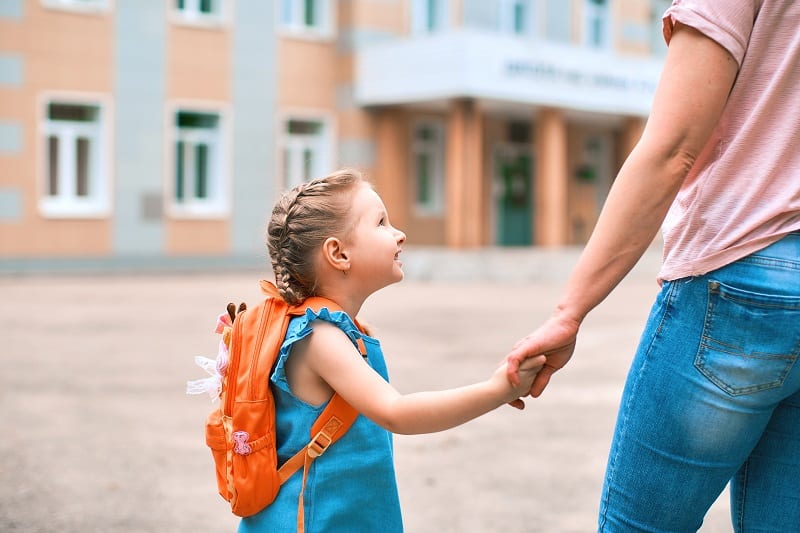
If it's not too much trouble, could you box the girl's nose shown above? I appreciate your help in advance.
[395,228,406,244]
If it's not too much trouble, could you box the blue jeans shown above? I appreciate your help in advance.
[598,232,800,532]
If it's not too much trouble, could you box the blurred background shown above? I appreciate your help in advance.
[0,0,667,271]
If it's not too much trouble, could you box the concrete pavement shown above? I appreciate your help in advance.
[0,247,733,532]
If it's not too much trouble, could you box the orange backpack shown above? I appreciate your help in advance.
[188,280,365,529]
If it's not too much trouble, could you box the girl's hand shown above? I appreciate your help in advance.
[495,355,546,410]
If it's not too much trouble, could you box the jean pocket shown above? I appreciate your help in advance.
[694,280,800,396]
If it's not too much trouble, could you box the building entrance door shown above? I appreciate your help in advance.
[494,145,533,246]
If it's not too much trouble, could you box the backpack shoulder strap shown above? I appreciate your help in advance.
[255,282,366,532]
[275,292,365,484]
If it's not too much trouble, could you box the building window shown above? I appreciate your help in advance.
[40,100,109,217]
[41,0,111,13]
[411,120,445,215]
[171,110,227,216]
[174,0,224,25]
[585,0,611,49]
[500,0,530,36]
[280,0,334,38]
[281,118,331,190]
[411,0,448,34]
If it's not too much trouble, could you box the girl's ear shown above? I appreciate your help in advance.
[322,237,350,273]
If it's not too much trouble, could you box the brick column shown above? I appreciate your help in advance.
[445,98,484,247]
[535,108,569,246]
[374,108,408,230]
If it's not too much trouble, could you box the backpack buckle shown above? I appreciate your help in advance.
[307,430,333,458]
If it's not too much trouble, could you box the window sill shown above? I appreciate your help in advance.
[168,203,230,220]
[278,27,336,42]
[41,0,112,15]
[169,12,229,30]
[39,199,110,219]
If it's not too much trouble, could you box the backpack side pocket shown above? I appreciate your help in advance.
[205,409,230,501]
[229,398,281,517]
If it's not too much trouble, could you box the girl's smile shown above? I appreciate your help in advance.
[344,183,407,291]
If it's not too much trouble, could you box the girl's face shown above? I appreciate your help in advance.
[344,184,406,294]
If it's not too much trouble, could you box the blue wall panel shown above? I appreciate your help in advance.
[230,2,278,260]
[113,0,166,255]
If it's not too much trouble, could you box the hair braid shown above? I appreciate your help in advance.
[267,169,365,305]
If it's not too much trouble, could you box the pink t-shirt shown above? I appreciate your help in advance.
[658,0,800,281]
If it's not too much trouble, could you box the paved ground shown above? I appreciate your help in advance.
[0,248,734,532]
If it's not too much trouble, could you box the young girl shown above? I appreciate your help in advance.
[240,169,543,532]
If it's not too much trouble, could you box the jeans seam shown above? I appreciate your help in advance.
[734,460,748,533]
[598,281,677,531]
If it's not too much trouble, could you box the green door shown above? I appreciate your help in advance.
[496,151,533,246]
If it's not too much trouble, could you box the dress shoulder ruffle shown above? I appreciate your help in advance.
[271,307,365,394]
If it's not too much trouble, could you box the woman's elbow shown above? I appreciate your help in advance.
[670,146,699,178]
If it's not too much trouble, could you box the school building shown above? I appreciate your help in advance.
[0,0,667,268]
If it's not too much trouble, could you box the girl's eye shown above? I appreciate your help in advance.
[378,217,385,226]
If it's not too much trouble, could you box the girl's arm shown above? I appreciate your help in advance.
[507,23,740,395]
[296,320,544,435]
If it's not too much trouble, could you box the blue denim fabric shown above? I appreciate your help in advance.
[598,233,800,532]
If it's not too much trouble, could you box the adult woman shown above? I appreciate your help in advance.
[507,1,800,530]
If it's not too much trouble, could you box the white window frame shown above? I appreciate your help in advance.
[167,103,230,218]
[171,0,228,27]
[278,0,335,40]
[584,0,612,49]
[279,113,334,191]
[41,0,112,14]
[411,118,445,216]
[499,0,531,37]
[38,94,112,218]
[411,0,449,35]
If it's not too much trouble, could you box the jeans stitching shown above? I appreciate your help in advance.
[734,460,748,533]
[693,279,800,396]
[696,332,798,394]
[722,292,800,310]
[598,281,677,531]
[739,255,800,271]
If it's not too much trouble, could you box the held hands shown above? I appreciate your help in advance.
[506,312,581,398]
[495,354,546,410]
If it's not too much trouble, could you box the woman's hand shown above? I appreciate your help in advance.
[506,312,580,397]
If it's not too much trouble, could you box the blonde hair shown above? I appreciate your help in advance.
[267,169,365,305]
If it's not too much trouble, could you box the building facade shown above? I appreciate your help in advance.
[0,0,668,267]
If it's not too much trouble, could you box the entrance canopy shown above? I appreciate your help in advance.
[355,29,663,117]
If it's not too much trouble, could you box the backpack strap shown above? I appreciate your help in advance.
[276,386,362,484]
[280,323,364,533]
[258,282,365,532]
[275,296,366,482]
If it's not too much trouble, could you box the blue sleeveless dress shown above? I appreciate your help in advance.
[238,307,403,533]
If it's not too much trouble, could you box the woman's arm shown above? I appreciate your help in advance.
[507,23,740,394]
[559,22,738,321]
[297,320,544,435]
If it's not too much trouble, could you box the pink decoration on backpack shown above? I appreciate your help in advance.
[186,313,232,401]
[232,431,252,455]
[215,312,232,334]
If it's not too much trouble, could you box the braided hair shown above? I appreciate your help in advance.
[267,169,364,305]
